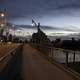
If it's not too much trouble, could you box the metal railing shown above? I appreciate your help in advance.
[31,43,80,64]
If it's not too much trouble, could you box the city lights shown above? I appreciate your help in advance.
[0,24,4,27]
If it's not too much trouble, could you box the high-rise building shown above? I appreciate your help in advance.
[0,10,6,36]
[0,9,9,38]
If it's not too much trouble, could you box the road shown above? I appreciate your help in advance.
[22,44,74,80]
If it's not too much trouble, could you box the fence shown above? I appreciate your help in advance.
[31,43,80,64]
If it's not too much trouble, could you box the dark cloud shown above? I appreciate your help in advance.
[56,4,80,10]
[9,24,77,32]
[0,0,5,2]
[1,0,80,17]
[12,25,55,30]
[1,0,80,25]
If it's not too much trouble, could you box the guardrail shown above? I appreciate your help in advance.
[31,43,80,64]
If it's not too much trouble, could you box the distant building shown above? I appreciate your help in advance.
[32,23,51,45]
[0,9,9,41]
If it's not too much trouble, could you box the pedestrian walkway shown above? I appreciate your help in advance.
[22,44,74,80]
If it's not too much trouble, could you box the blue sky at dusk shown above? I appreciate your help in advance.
[1,0,80,36]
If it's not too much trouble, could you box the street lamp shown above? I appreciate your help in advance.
[0,13,5,17]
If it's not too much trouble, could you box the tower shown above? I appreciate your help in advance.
[0,9,6,35]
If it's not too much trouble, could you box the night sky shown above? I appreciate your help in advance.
[1,0,80,35]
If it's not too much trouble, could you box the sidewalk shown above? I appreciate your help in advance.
[22,44,74,80]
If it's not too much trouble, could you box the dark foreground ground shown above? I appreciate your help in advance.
[0,47,23,80]
[66,62,80,73]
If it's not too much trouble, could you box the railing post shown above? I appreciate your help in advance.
[49,47,51,57]
[73,51,75,64]
[51,47,53,58]
[65,51,69,66]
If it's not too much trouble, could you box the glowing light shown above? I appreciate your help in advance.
[31,23,36,27]
[0,13,5,17]
[0,24,4,27]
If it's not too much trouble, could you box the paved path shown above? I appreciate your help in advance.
[22,44,74,80]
